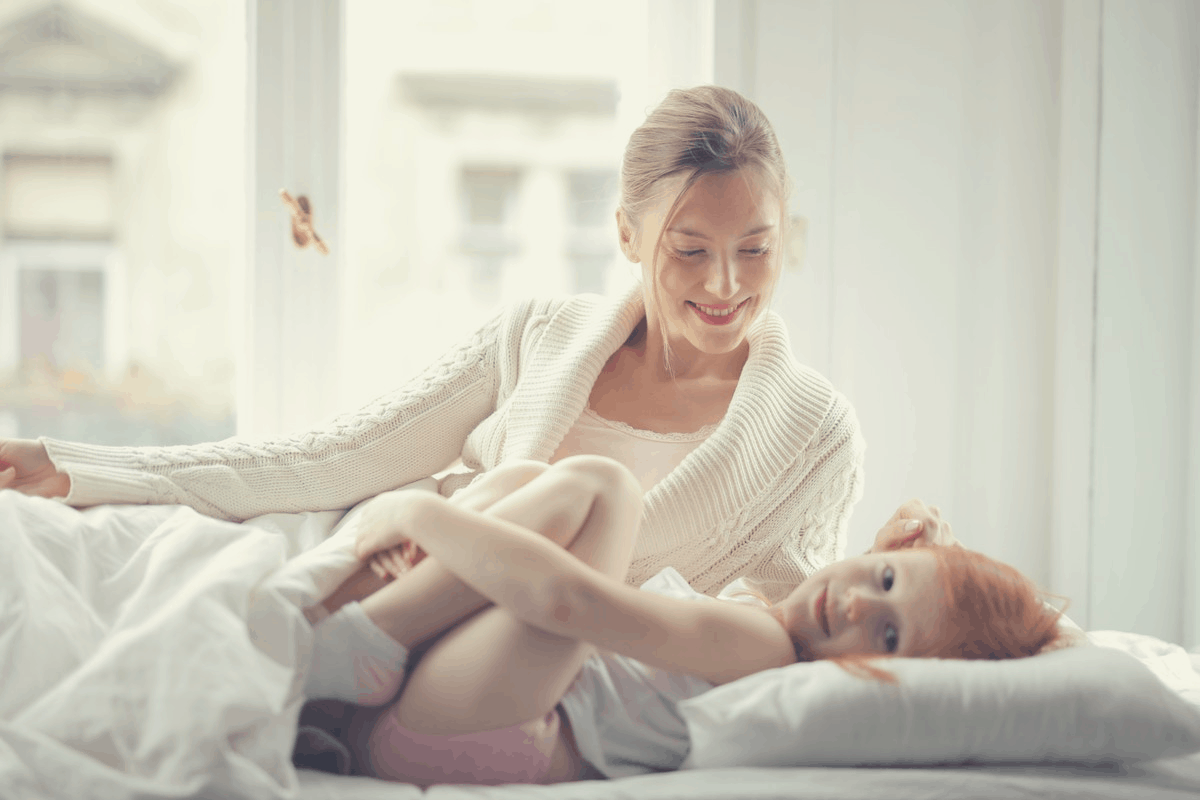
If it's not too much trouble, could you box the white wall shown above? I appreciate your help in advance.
[726,0,1199,646]
[725,0,1060,587]
[1089,0,1198,642]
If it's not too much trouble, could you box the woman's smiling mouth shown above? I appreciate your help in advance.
[687,298,749,326]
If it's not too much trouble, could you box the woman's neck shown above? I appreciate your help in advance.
[632,317,750,384]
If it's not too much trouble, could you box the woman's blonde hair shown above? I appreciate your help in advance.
[619,86,791,369]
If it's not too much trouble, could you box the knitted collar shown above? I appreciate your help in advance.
[507,285,835,553]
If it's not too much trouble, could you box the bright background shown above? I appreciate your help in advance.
[0,0,1195,649]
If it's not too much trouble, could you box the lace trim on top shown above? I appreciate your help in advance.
[583,407,718,443]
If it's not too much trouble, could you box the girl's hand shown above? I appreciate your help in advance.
[355,491,431,577]
[367,542,427,580]
[0,439,71,499]
[868,499,961,553]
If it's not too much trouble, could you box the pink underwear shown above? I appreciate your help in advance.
[364,708,557,786]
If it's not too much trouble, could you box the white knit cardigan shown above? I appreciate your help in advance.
[43,286,865,601]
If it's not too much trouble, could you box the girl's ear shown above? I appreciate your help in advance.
[616,209,639,263]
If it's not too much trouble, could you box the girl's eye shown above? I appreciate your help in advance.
[740,248,769,256]
[882,566,895,592]
[675,249,705,258]
[884,624,899,654]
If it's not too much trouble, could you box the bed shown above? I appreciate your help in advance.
[299,757,1200,800]
[3,491,1198,800]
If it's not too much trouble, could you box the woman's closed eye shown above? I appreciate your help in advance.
[672,247,771,259]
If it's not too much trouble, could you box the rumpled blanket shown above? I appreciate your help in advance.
[0,488,382,800]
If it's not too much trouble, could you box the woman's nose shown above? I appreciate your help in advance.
[704,252,740,298]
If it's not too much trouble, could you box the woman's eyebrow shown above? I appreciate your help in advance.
[666,223,777,239]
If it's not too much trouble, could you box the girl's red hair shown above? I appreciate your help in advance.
[833,545,1065,682]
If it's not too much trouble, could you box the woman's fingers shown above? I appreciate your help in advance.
[870,499,962,552]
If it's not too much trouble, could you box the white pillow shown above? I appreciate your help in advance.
[678,642,1200,769]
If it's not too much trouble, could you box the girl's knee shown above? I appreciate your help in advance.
[456,460,551,508]
[553,455,641,501]
[489,459,551,484]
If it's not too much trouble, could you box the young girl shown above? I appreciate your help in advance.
[299,455,1065,786]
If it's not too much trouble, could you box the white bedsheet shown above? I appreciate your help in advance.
[0,491,364,800]
[298,756,1200,800]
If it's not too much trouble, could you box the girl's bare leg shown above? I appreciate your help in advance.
[320,460,556,646]
[302,460,567,758]
[377,455,643,736]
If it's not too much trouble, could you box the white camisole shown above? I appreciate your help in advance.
[550,407,717,492]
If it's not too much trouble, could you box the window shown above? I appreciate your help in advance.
[0,2,244,445]
[566,169,618,294]
[460,167,522,298]
[336,1,651,409]
[2,1,702,438]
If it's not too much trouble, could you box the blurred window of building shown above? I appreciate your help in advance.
[3,154,112,381]
[338,0,649,410]
[0,1,244,446]
[566,169,617,295]
[460,166,521,298]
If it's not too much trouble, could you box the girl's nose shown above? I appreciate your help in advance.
[843,590,878,624]
[845,592,862,623]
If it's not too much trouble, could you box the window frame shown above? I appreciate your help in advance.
[242,0,344,439]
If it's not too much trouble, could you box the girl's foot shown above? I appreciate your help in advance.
[305,601,409,706]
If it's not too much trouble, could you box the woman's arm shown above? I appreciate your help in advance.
[357,491,796,686]
[32,305,523,520]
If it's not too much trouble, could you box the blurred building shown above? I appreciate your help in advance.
[0,0,648,442]
[0,0,243,444]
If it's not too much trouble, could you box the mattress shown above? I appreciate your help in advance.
[297,754,1200,800]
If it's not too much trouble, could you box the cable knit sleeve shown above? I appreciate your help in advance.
[41,308,515,522]
[740,396,866,603]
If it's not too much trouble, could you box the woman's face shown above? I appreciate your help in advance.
[772,549,947,661]
[624,169,782,361]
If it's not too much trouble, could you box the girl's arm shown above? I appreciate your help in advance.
[356,491,796,686]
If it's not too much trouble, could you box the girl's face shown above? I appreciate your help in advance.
[623,169,782,363]
[771,549,947,661]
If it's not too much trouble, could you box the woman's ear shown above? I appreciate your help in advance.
[616,209,639,263]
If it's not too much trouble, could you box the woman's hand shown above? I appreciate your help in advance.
[0,439,71,499]
[868,498,961,554]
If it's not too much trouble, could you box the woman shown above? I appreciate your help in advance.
[0,85,887,602]
[300,456,1062,786]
